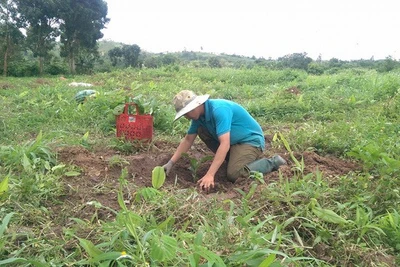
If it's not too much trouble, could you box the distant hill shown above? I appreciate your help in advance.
[97,39,260,63]
[98,39,124,55]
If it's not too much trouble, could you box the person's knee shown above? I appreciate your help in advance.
[227,167,247,182]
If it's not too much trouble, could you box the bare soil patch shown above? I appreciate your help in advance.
[54,140,361,222]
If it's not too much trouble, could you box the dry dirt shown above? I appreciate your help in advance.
[54,138,361,222]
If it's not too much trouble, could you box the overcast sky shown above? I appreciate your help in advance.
[101,0,399,61]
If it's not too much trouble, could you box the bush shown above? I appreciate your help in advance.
[8,60,40,77]
[307,62,325,75]
[45,60,68,75]
[208,56,223,68]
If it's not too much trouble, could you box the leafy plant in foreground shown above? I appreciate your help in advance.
[273,132,305,175]
[182,153,213,182]
[348,142,400,175]
[0,176,9,197]
[0,213,45,266]
[0,131,56,174]
[248,171,265,184]
[151,166,166,189]
[108,155,130,168]
[379,209,400,251]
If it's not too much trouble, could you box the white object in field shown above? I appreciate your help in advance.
[69,82,93,87]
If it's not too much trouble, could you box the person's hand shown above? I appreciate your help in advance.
[162,160,174,175]
[197,173,215,191]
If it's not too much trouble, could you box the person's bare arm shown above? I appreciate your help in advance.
[163,134,197,175]
[171,133,197,163]
[197,132,230,190]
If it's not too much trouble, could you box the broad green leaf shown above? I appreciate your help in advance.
[77,237,103,258]
[0,176,9,195]
[142,229,155,244]
[70,217,88,225]
[278,132,292,153]
[312,206,348,225]
[64,171,81,177]
[200,155,213,163]
[157,215,175,231]
[121,211,145,240]
[0,258,28,265]
[229,248,288,263]
[292,227,304,247]
[194,231,203,246]
[36,130,43,143]
[83,131,89,140]
[150,235,177,262]
[271,225,279,243]
[51,164,66,172]
[152,166,166,189]
[188,254,198,267]
[194,245,226,267]
[0,212,14,237]
[245,182,258,200]
[117,190,127,211]
[93,251,126,261]
[135,187,161,202]
[259,254,276,267]
[0,257,53,267]
[18,91,29,97]
[22,153,31,172]
[236,208,260,226]
[272,133,278,142]
[113,104,125,115]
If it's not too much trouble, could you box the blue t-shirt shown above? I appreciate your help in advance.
[188,99,265,150]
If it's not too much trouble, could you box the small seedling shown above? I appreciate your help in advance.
[108,155,130,168]
[81,131,90,148]
[273,132,305,175]
[183,153,213,182]
[249,171,265,184]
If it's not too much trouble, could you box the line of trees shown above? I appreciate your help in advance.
[0,0,108,76]
[108,44,141,68]
[1,0,399,77]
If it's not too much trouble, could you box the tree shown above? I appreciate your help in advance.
[328,58,342,68]
[161,53,178,66]
[208,56,222,68]
[377,56,398,73]
[0,0,24,76]
[143,55,161,68]
[75,46,99,74]
[108,46,122,66]
[307,62,325,75]
[278,52,313,70]
[121,44,141,67]
[17,0,60,75]
[59,0,108,73]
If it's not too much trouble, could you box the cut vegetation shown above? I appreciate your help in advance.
[0,67,399,266]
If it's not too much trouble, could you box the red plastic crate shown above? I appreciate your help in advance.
[116,103,153,141]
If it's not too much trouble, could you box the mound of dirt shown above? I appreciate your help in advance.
[53,140,361,222]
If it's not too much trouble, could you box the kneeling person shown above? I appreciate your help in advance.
[163,90,286,190]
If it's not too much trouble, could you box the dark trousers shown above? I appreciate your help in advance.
[197,127,263,182]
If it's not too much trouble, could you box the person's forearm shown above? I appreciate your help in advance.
[171,136,194,163]
[206,142,229,177]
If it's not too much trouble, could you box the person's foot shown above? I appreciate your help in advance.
[272,155,287,170]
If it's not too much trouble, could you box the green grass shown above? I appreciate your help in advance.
[0,67,399,266]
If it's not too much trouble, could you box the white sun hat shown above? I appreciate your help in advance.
[173,90,210,121]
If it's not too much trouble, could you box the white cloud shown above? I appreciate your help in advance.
[102,0,399,60]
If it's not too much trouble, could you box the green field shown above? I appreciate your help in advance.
[0,67,399,266]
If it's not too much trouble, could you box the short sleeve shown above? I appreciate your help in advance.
[213,106,232,136]
[187,120,200,135]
